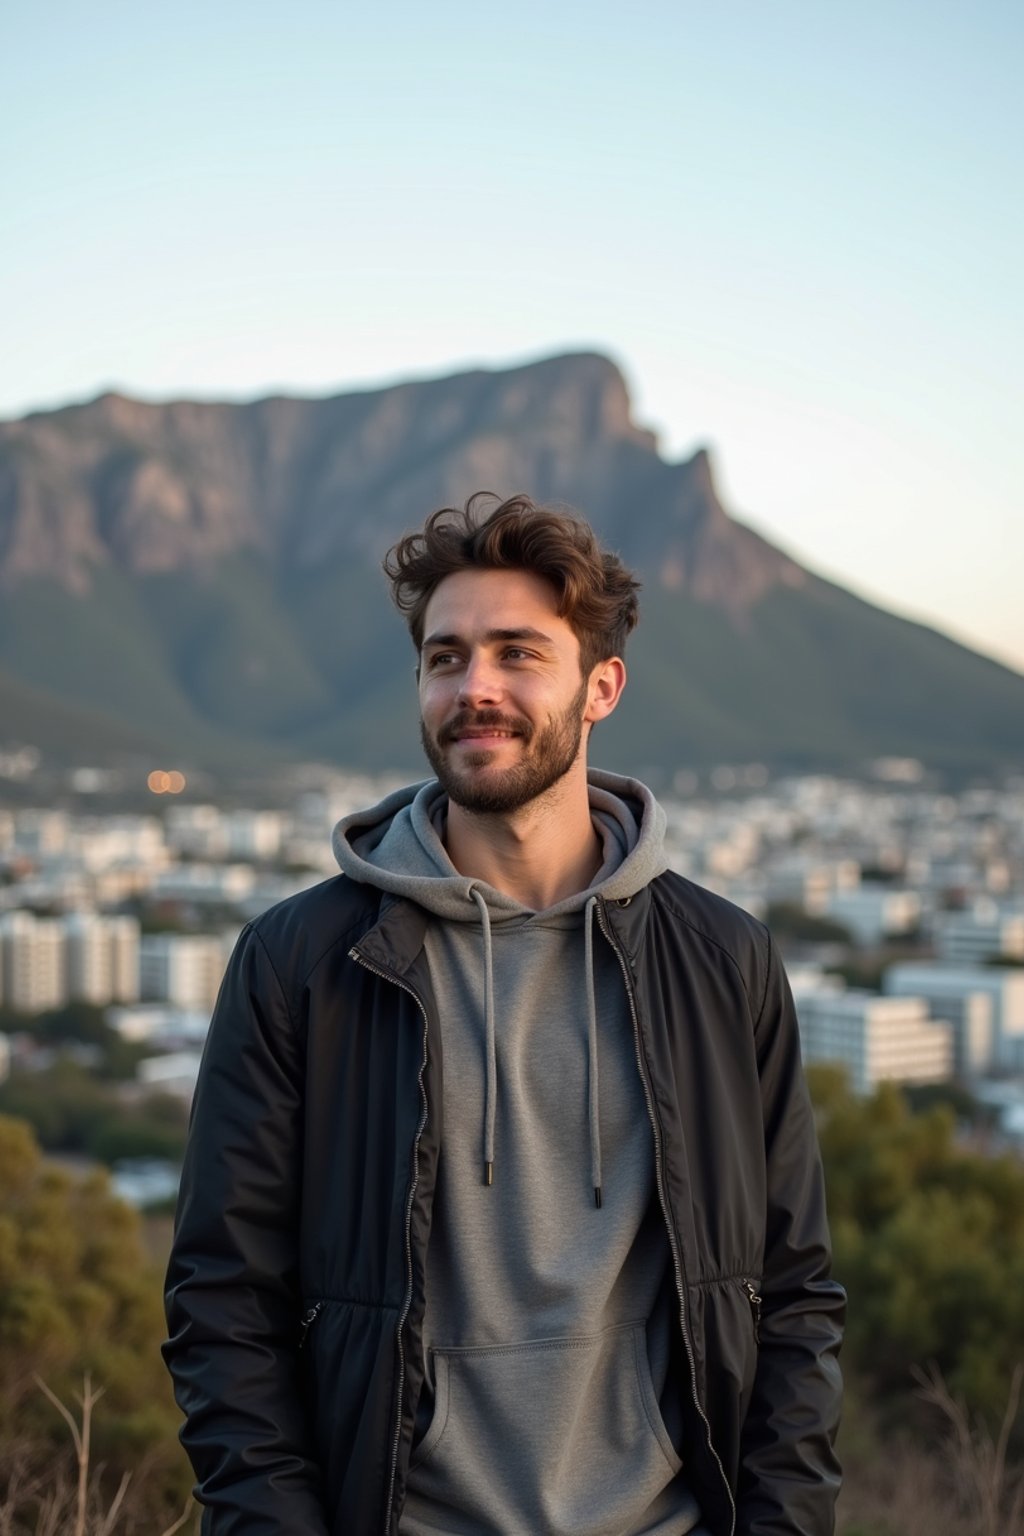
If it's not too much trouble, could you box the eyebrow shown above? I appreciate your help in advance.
[421,626,557,650]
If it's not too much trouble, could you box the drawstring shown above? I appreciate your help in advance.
[468,886,604,1210]
[584,897,603,1208]
[469,886,496,1187]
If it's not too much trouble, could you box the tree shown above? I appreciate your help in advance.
[808,1066,1024,1428]
[765,902,854,944]
[0,1063,187,1165]
[0,1116,191,1528]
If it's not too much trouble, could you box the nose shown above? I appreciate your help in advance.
[457,652,504,708]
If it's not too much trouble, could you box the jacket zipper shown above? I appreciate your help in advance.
[745,1280,762,1346]
[298,1301,323,1350]
[596,901,737,1536]
[349,946,430,1536]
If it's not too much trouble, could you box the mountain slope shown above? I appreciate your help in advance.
[0,662,181,765]
[0,353,1020,776]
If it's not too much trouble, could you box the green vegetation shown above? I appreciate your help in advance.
[5,529,1024,779]
[0,1056,187,1168]
[0,1115,192,1530]
[604,576,1024,776]
[810,1065,1024,1427]
[0,658,170,769]
[765,901,854,945]
[2,1001,150,1080]
[901,1081,999,1126]
[809,1066,1024,1532]
[2,1067,1024,1529]
[0,1004,189,1179]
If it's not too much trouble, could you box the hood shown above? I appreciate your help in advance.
[332,769,668,919]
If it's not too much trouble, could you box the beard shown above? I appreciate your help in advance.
[420,680,589,815]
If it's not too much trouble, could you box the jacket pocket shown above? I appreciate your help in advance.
[297,1300,324,1350]
[403,1322,685,1536]
[744,1279,762,1346]
[695,1274,763,1449]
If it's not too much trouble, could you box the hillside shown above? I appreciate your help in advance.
[1,353,1021,777]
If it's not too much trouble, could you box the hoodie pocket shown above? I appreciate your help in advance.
[404,1322,684,1536]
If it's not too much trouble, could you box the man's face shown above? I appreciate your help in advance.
[418,568,594,815]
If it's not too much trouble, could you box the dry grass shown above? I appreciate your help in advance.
[0,1378,196,1536]
[838,1363,1024,1536]
[5,1362,1023,1536]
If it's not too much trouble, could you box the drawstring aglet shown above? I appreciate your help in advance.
[594,1186,603,1209]
[483,1161,494,1187]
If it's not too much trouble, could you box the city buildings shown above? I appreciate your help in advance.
[0,766,1021,1131]
[884,964,1024,1073]
[0,910,140,1012]
[933,899,1024,965]
[139,934,230,1012]
[0,911,66,1012]
[791,978,953,1095]
[63,912,140,1005]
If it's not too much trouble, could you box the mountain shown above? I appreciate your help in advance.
[1,352,1021,779]
[0,663,177,767]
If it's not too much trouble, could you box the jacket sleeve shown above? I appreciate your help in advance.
[163,922,330,1536]
[736,933,845,1536]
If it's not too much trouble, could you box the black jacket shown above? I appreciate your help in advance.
[164,869,844,1536]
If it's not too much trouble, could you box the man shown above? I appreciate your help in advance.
[164,493,844,1536]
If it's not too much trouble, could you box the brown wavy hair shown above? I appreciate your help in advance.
[383,492,641,675]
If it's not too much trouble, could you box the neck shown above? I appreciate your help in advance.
[445,774,601,909]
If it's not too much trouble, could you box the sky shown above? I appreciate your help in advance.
[4,0,1022,673]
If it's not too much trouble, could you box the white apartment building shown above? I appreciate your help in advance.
[140,934,228,1011]
[293,776,406,834]
[89,866,161,905]
[223,811,284,862]
[906,989,993,1079]
[823,885,921,945]
[792,982,952,1095]
[137,1049,205,1102]
[62,912,140,1005]
[108,1004,210,1046]
[0,910,66,1012]
[763,857,861,915]
[151,864,256,905]
[884,963,1024,1071]
[165,808,284,863]
[279,833,339,876]
[12,810,69,858]
[241,871,320,921]
[2,872,94,913]
[71,816,168,873]
[972,1082,1024,1142]
[934,901,1024,965]
[164,804,228,860]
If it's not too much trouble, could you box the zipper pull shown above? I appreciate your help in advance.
[744,1281,762,1345]
[298,1302,323,1350]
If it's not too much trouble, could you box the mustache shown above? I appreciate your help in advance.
[436,709,533,747]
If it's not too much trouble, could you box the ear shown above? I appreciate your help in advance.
[584,656,627,724]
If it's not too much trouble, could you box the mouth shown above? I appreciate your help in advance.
[454,729,520,742]
[438,714,528,748]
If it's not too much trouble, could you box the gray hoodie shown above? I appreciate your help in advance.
[334,772,707,1536]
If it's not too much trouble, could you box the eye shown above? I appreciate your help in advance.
[425,651,460,669]
[502,647,532,661]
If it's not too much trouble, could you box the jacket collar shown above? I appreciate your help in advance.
[352,879,658,981]
[597,883,653,970]
[351,892,432,980]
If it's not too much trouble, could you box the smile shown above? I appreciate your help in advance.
[456,730,519,739]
